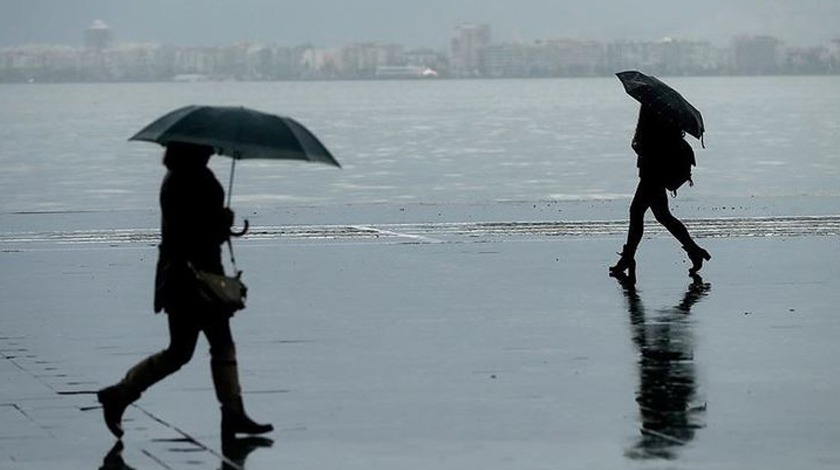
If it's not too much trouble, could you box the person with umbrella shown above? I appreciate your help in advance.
[96,105,339,440]
[96,141,273,440]
[610,71,711,281]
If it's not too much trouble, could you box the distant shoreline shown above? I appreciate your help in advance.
[3,73,840,85]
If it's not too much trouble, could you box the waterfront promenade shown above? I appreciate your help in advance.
[2,202,840,469]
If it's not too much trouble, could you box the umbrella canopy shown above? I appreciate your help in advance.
[616,71,705,142]
[129,105,341,167]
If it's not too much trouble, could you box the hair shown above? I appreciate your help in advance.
[163,141,215,170]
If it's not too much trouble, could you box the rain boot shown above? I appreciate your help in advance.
[683,244,711,275]
[98,350,184,438]
[97,384,139,439]
[221,397,274,439]
[609,245,636,282]
[213,360,273,439]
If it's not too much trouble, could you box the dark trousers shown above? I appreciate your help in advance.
[625,178,697,255]
[119,310,241,404]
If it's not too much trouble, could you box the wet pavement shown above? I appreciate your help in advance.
[2,202,840,469]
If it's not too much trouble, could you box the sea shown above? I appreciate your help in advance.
[0,76,838,217]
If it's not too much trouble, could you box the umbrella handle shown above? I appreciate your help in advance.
[231,219,249,237]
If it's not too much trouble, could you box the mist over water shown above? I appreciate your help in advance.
[0,76,838,214]
[2,0,838,48]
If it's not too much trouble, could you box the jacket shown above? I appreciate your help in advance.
[153,166,232,313]
[632,107,685,184]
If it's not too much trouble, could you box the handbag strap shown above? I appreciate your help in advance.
[225,239,239,274]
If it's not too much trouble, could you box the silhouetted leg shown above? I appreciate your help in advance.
[648,187,711,274]
[121,313,200,393]
[626,181,652,254]
[204,314,240,404]
[98,313,200,437]
[611,181,649,280]
[647,186,693,246]
[203,313,273,438]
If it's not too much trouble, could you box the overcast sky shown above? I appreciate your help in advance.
[1,0,838,48]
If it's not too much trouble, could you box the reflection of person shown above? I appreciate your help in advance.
[610,106,710,281]
[615,273,710,460]
[97,434,273,469]
[99,441,135,470]
[220,436,274,470]
[97,142,272,440]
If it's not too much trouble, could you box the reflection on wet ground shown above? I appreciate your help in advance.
[4,211,840,468]
[615,273,711,460]
[98,436,273,470]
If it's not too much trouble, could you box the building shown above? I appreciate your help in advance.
[481,42,532,77]
[85,20,114,51]
[375,65,435,79]
[481,39,604,78]
[403,48,449,76]
[451,23,491,77]
[337,42,405,79]
[785,46,832,74]
[606,39,724,76]
[731,35,782,75]
[529,39,603,76]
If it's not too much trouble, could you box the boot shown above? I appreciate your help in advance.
[221,397,274,439]
[683,244,711,275]
[609,245,636,281]
[213,359,273,439]
[97,349,184,438]
[97,385,139,439]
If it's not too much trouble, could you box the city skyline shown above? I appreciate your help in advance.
[1,0,839,49]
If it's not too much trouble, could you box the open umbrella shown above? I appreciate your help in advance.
[130,105,341,204]
[130,105,341,236]
[616,71,705,145]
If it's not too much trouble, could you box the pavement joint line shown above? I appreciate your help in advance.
[3,354,59,395]
[1,402,57,439]
[140,448,176,470]
[134,404,243,470]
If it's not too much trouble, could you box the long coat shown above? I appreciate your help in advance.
[153,166,232,313]
[631,106,689,184]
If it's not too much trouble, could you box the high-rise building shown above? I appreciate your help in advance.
[451,23,491,77]
[85,20,114,51]
[731,35,781,75]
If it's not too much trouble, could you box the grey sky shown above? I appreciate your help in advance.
[1,0,838,48]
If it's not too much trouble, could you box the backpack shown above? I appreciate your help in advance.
[661,139,696,193]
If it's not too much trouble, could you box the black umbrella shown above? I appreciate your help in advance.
[616,71,705,145]
[129,105,341,206]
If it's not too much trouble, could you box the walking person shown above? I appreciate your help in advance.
[97,141,272,440]
[609,106,710,281]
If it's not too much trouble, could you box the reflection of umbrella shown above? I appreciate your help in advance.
[129,105,341,205]
[616,71,705,143]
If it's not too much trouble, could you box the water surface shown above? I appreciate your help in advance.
[1,77,838,213]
